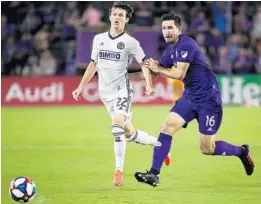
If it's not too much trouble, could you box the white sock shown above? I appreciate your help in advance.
[127,130,161,147]
[112,124,126,172]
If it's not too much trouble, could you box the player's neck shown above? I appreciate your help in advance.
[109,28,125,38]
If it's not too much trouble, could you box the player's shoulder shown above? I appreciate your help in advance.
[122,33,139,44]
[122,32,133,39]
[177,34,199,51]
[178,34,197,46]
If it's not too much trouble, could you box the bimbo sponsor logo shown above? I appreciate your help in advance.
[99,50,121,60]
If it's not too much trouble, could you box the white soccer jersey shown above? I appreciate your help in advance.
[91,32,146,101]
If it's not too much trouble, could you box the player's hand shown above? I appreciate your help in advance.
[146,58,160,73]
[145,85,155,96]
[72,88,82,101]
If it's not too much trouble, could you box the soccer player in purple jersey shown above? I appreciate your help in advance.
[134,14,255,187]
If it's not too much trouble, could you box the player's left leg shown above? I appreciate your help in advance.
[135,112,186,187]
[124,122,171,165]
[200,134,254,176]
[124,122,161,146]
[135,97,196,187]
[119,91,161,147]
[198,100,254,176]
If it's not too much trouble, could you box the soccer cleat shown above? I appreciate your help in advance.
[135,170,160,187]
[239,145,254,176]
[113,170,123,186]
[164,153,171,166]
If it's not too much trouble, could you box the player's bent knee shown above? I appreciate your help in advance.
[161,123,174,135]
[160,121,179,136]
[160,112,185,135]
[124,127,133,137]
[124,123,135,137]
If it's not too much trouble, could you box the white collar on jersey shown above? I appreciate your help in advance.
[108,32,125,40]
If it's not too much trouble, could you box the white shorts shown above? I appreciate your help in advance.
[102,91,133,126]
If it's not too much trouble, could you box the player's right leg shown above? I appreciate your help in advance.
[135,98,196,187]
[102,99,126,186]
[111,113,126,186]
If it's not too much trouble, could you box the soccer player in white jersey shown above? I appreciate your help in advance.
[72,2,170,186]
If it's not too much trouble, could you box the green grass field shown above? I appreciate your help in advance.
[2,106,261,204]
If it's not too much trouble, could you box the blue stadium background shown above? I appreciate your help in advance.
[2,1,261,76]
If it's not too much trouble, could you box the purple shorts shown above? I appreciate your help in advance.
[170,97,223,135]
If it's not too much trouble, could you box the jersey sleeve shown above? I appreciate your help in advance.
[176,41,196,63]
[91,35,99,62]
[129,38,146,64]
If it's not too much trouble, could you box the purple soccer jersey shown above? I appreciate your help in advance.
[160,34,222,135]
[160,34,221,102]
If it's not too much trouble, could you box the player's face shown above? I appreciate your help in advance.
[110,8,129,31]
[162,20,180,43]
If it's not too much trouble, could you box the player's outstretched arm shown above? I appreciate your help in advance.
[72,61,97,101]
[159,62,189,80]
[147,58,189,80]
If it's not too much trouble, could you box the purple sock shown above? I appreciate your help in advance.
[151,132,172,175]
[213,141,242,156]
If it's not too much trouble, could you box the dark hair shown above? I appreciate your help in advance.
[109,2,134,20]
[161,14,181,27]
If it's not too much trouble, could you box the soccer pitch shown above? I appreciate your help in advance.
[2,106,261,204]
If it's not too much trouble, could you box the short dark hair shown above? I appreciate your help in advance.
[109,2,134,20]
[161,14,181,27]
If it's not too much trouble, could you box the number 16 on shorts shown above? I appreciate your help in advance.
[206,115,215,127]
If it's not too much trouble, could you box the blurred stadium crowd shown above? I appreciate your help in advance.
[1,1,261,76]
